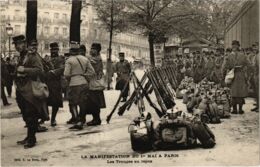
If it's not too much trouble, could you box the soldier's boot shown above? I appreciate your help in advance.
[51,107,59,127]
[67,105,78,124]
[238,104,244,114]
[87,110,101,126]
[17,137,28,145]
[231,104,238,114]
[24,120,37,149]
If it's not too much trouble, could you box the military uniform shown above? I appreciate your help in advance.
[1,59,10,105]
[45,42,65,126]
[15,39,48,148]
[115,53,131,101]
[222,40,249,114]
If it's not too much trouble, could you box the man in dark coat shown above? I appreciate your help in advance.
[5,57,15,97]
[115,52,131,102]
[251,43,259,112]
[222,40,249,114]
[15,39,48,148]
[1,58,11,106]
[46,42,65,126]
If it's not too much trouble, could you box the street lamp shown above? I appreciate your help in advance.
[6,24,13,57]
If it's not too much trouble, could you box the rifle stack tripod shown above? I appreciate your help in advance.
[106,65,179,123]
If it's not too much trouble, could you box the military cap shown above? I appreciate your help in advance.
[91,43,101,52]
[226,48,232,52]
[80,44,86,53]
[64,53,70,57]
[12,35,26,44]
[28,39,38,46]
[50,42,59,50]
[119,52,125,56]
[232,40,240,46]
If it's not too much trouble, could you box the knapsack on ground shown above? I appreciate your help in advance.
[191,120,216,148]
[153,115,197,150]
[128,115,154,151]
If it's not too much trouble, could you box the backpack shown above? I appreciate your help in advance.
[206,102,221,124]
[128,116,153,151]
[192,121,216,148]
[153,117,197,150]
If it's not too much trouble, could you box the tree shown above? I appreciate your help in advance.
[125,0,203,66]
[94,0,127,89]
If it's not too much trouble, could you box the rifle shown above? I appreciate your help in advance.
[151,68,175,109]
[146,70,167,112]
[117,74,147,116]
[133,72,164,117]
[106,72,133,123]
[133,76,145,115]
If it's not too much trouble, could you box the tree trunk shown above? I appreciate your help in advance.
[107,0,114,90]
[70,0,82,43]
[148,32,155,66]
[26,0,37,44]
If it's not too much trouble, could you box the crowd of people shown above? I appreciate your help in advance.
[163,40,259,114]
[1,34,132,149]
[1,35,258,149]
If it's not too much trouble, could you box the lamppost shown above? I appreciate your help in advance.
[6,24,13,57]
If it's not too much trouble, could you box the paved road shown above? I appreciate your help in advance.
[1,71,259,166]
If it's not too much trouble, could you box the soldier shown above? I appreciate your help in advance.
[64,42,95,126]
[46,42,65,126]
[73,43,106,129]
[251,43,259,112]
[222,40,249,114]
[5,57,15,97]
[15,39,48,148]
[115,52,132,102]
[1,58,11,106]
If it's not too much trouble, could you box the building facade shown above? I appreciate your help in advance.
[0,0,149,62]
[224,0,259,48]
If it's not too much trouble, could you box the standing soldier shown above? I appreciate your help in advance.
[15,39,48,148]
[1,58,11,106]
[46,42,65,126]
[251,43,259,112]
[222,40,249,114]
[64,42,95,125]
[5,57,16,97]
[115,52,132,102]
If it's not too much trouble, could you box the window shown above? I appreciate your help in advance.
[82,29,86,36]
[54,13,59,19]
[14,25,21,34]
[54,27,59,34]
[62,42,67,48]
[44,26,50,35]
[63,27,67,36]
[44,42,49,50]
[62,13,67,20]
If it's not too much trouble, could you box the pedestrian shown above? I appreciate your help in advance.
[64,42,95,125]
[222,40,249,114]
[1,58,11,106]
[251,43,259,112]
[5,57,15,97]
[15,39,48,148]
[86,43,106,126]
[115,52,132,102]
[46,42,65,126]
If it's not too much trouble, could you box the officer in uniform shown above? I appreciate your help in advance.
[46,42,65,126]
[15,39,48,148]
[115,52,132,102]
[222,40,249,114]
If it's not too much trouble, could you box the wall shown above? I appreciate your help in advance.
[225,0,259,48]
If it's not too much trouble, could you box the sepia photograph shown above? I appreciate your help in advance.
[0,0,259,166]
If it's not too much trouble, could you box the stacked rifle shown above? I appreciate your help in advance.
[106,65,179,123]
